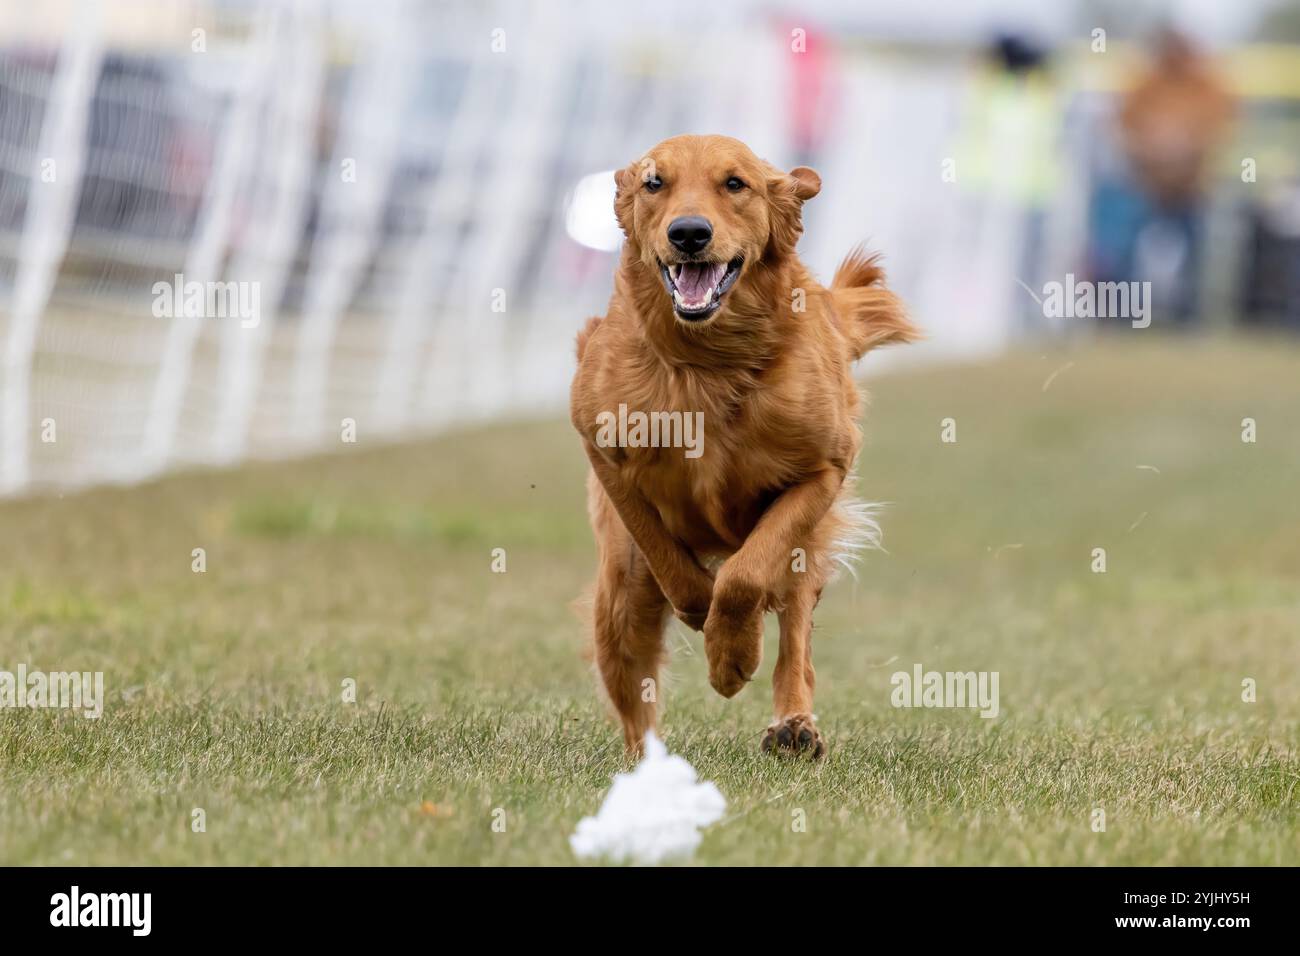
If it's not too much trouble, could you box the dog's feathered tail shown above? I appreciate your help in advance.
[830,248,922,361]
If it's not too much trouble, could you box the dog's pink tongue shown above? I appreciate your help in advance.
[677,263,724,305]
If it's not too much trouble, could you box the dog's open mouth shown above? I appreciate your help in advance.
[659,256,743,320]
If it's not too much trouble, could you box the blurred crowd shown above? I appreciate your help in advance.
[954,26,1298,332]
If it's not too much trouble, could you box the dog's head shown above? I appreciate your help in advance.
[613,135,819,324]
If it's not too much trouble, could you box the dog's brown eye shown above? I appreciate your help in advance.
[644,175,663,193]
[725,176,745,192]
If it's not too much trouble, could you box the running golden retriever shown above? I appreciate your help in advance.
[570,134,918,758]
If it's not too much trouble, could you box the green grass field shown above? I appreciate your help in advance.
[1,337,1297,865]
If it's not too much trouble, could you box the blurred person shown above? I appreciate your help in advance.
[951,33,1063,334]
[1239,180,1300,329]
[779,18,841,253]
[1236,4,1300,331]
[1090,29,1235,325]
[783,21,839,169]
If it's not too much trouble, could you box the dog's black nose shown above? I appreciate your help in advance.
[667,216,713,255]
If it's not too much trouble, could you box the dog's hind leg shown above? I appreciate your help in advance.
[589,480,671,755]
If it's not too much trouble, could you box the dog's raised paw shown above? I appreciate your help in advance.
[703,583,764,698]
[704,624,762,698]
[708,660,753,699]
[761,714,826,759]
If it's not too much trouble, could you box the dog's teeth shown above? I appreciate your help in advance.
[673,290,684,307]
[703,286,714,300]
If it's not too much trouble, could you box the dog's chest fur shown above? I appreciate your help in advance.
[591,337,856,557]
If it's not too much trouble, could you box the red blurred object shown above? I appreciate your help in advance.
[781,21,840,163]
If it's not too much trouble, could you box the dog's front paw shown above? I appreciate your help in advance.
[703,578,765,698]
[761,713,826,759]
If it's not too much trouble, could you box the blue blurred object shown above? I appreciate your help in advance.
[1088,171,1203,325]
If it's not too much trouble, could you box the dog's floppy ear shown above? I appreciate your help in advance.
[613,156,655,240]
[765,164,821,258]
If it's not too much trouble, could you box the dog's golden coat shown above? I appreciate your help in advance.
[571,135,917,756]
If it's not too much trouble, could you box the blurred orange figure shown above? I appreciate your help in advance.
[1119,30,1234,208]
[1089,30,1236,323]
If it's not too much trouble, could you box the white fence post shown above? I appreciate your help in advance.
[139,13,273,476]
[292,4,413,446]
[370,34,507,435]
[210,0,322,464]
[0,1,102,495]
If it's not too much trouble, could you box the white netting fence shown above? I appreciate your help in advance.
[0,0,1089,497]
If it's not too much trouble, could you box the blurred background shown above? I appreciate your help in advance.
[0,0,1297,496]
